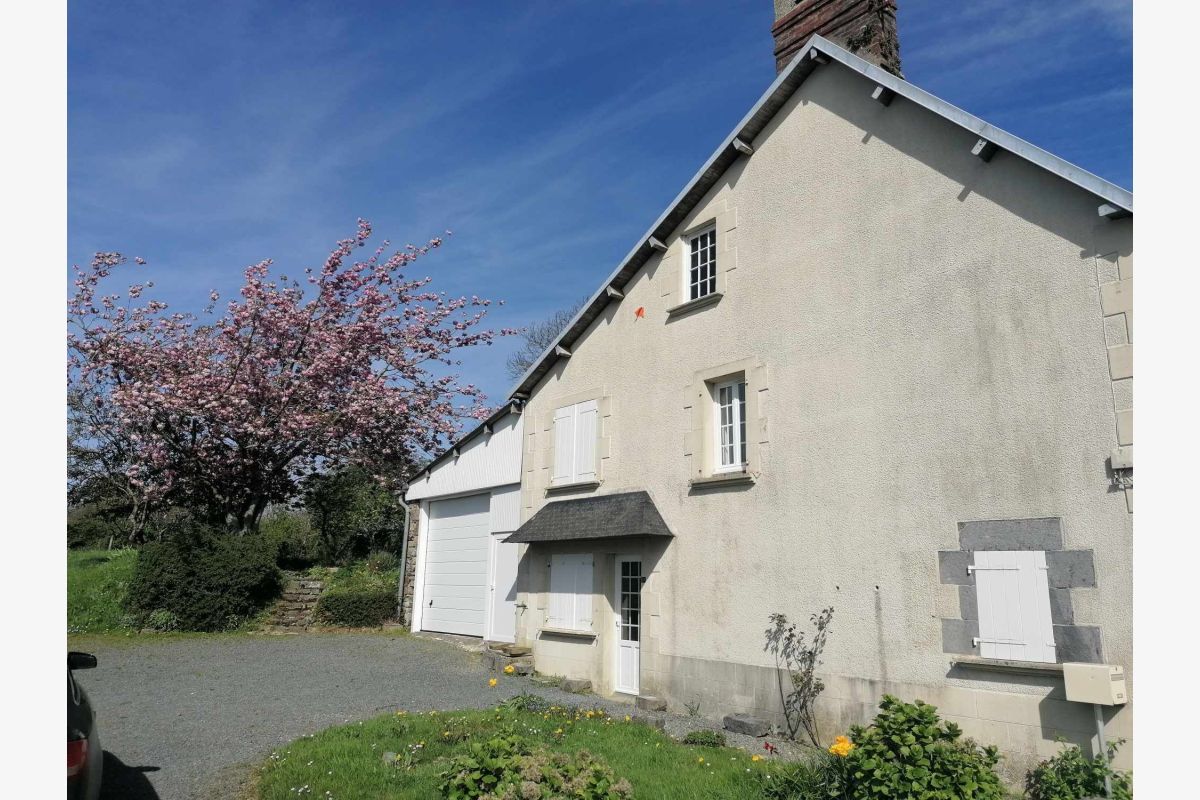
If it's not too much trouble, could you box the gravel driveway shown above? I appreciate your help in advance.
[80,630,795,799]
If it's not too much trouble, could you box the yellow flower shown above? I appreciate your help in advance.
[554,728,563,735]
[503,664,515,674]
[624,715,631,722]
[829,735,855,757]
[751,755,762,762]
[488,678,498,687]
[697,757,705,764]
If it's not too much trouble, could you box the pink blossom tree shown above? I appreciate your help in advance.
[68,220,513,534]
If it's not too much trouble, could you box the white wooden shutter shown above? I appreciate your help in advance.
[572,554,594,629]
[552,406,575,484]
[547,554,593,631]
[548,554,573,628]
[972,550,1056,663]
[574,400,598,482]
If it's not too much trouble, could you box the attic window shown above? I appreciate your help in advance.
[687,226,717,301]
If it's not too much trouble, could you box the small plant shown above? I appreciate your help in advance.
[501,692,552,714]
[763,606,834,746]
[755,755,841,800]
[439,733,632,800]
[1026,738,1132,800]
[365,549,400,573]
[684,697,702,717]
[683,729,726,747]
[830,695,1005,799]
[144,608,179,632]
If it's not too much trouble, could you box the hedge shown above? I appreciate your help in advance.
[125,522,281,631]
[315,585,396,627]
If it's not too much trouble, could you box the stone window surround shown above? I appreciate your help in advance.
[938,517,1103,664]
[684,358,768,483]
[527,389,613,506]
[661,199,738,317]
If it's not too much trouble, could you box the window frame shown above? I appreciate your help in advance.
[712,378,748,473]
[685,224,718,302]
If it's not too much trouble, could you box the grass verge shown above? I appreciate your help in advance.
[68,548,138,633]
[254,701,785,800]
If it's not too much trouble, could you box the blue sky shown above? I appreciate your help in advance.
[69,0,1132,421]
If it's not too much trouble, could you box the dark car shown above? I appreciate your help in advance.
[68,652,102,800]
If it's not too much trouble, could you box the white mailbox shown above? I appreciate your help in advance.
[1063,663,1127,706]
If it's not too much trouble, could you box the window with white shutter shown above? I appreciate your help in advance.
[547,553,593,631]
[971,550,1056,663]
[552,400,599,485]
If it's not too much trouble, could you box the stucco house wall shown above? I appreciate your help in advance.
[511,60,1132,779]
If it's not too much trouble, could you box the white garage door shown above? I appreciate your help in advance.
[423,493,490,637]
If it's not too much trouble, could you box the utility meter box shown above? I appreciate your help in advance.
[1063,663,1127,706]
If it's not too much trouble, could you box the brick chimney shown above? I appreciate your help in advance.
[771,0,902,76]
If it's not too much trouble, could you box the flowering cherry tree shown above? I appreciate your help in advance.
[68,220,513,533]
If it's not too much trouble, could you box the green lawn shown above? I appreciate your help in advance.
[254,700,787,800]
[67,548,138,633]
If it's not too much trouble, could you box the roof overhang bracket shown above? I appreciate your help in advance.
[972,138,999,162]
[732,137,754,155]
[871,85,895,106]
[554,345,572,358]
[605,285,624,299]
[647,236,668,252]
[1098,203,1131,220]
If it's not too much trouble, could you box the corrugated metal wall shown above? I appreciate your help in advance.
[406,412,524,501]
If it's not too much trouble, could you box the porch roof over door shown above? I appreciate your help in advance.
[503,491,673,544]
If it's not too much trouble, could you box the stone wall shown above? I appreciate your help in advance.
[398,503,420,627]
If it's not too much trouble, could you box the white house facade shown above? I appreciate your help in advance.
[403,2,1133,781]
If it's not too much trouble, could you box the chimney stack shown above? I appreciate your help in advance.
[771,0,902,76]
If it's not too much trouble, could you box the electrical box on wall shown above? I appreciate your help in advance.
[1063,663,1127,705]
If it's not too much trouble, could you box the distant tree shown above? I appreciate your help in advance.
[68,220,515,532]
[505,298,586,382]
[303,465,404,565]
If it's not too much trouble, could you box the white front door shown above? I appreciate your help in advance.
[487,532,519,643]
[614,556,642,695]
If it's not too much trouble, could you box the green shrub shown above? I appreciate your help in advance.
[831,695,1005,800]
[67,502,129,549]
[1026,739,1132,800]
[439,733,633,800]
[315,585,396,627]
[261,508,317,568]
[500,692,554,714]
[144,608,180,631]
[756,756,841,800]
[682,729,726,747]
[125,521,281,631]
[365,549,400,573]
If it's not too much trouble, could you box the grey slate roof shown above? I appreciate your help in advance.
[503,491,673,544]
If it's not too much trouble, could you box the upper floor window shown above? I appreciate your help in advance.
[688,226,717,301]
[714,379,747,472]
[552,399,599,485]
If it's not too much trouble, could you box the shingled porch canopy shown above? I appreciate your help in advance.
[503,491,673,543]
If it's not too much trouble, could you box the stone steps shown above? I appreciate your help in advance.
[262,573,326,630]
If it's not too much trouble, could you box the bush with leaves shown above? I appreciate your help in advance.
[682,729,727,748]
[755,755,842,800]
[439,733,633,800]
[764,607,834,745]
[1026,739,1132,800]
[260,508,318,568]
[304,466,406,565]
[829,695,1005,800]
[125,521,281,631]
[314,558,399,627]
